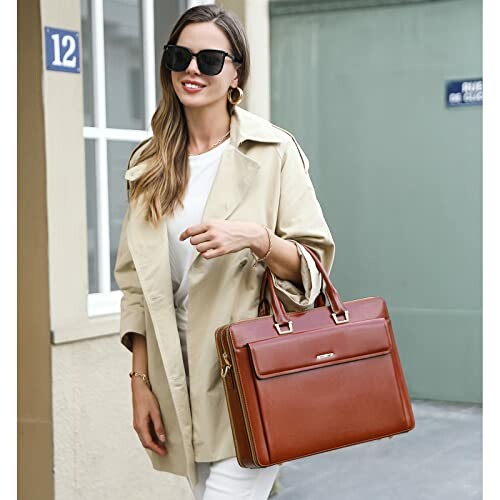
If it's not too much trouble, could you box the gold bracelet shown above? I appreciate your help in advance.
[129,370,151,389]
[251,226,272,268]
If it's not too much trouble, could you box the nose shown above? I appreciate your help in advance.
[185,54,200,74]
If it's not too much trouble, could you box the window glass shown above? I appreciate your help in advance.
[85,139,99,293]
[81,0,95,127]
[104,0,145,130]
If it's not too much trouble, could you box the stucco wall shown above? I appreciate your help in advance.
[52,335,193,498]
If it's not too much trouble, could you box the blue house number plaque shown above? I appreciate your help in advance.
[44,27,80,73]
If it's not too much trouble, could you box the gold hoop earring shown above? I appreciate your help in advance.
[228,86,244,105]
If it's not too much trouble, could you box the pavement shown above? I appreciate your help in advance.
[270,399,482,500]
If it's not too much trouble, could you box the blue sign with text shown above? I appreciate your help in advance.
[446,79,482,107]
[44,27,80,73]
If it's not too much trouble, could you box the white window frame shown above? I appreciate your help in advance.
[84,0,156,318]
[187,0,214,7]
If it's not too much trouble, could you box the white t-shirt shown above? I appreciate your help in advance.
[166,138,230,383]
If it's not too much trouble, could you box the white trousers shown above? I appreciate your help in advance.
[192,457,281,500]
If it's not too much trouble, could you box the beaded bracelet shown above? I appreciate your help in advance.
[251,226,273,268]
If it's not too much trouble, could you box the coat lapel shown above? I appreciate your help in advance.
[125,105,283,280]
[186,146,261,271]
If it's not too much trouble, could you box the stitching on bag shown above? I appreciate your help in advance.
[385,318,414,427]
[248,317,393,379]
[214,326,245,464]
[228,331,269,467]
[228,333,262,466]
[217,324,262,466]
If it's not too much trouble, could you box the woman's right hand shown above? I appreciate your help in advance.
[131,378,168,456]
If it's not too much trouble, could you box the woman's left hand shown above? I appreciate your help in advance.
[179,220,264,260]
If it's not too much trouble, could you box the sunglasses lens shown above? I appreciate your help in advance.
[164,46,230,76]
[165,46,191,71]
[198,51,225,76]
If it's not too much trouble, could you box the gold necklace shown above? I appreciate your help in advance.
[209,129,230,150]
[189,130,230,156]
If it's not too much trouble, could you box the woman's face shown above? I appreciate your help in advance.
[170,22,239,110]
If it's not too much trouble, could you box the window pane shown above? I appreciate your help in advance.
[85,139,99,293]
[104,0,145,130]
[81,0,95,127]
[108,141,138,290]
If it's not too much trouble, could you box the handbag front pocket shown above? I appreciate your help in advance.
[248,317,392,379]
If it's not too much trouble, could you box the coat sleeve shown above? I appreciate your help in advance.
[114,203,146,353]
[114,139,152,353]
[270,135,335,311]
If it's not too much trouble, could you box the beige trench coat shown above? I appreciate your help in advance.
[114,105,335,490]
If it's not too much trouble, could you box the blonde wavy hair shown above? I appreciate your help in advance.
[126,4,250,226]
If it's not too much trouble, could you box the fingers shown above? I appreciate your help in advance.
[148,419,168,455]
[132,386,169,456]
[179,223,210,241]
[134,416,168,456]
[150,408,167,445]
[184,228,215,248]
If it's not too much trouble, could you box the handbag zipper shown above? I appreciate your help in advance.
[225,329,262,466]
[216,326,244,461]
[217,325,260,466]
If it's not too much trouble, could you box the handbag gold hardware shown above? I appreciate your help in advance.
[332,310,349,324]
[221,352,232,378]
[274,321,293,334]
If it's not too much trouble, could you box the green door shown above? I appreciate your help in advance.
[270,0,482,403]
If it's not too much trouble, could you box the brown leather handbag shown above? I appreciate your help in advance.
[214,243,415,468]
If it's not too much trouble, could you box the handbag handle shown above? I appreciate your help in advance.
[258,246,326,316]
[257,243,349,333]
[258,243,329,317]
[258,283,327,316]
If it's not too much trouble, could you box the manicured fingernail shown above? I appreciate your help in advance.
[159,434,166,442]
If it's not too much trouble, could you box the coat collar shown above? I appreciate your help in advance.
[229,105,283,147]
[124,105,282,181]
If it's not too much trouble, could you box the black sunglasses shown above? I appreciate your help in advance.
[163,44,242,76]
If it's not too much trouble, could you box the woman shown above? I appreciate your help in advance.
[114,4,335,499]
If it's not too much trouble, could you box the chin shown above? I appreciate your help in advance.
[180,99,210,109]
